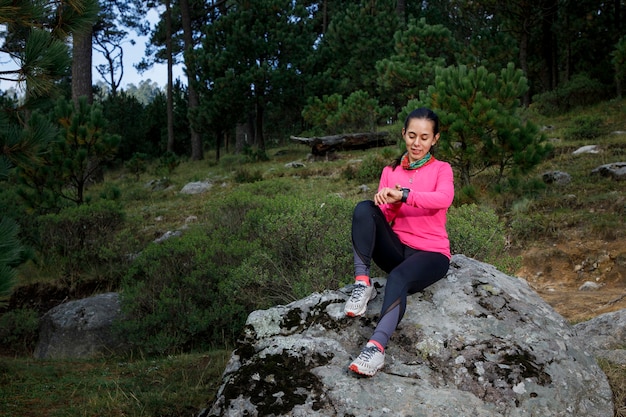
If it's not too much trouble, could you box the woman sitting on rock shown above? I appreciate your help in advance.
[344,107,454,377]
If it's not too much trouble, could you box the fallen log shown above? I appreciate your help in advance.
[290,132,391,155]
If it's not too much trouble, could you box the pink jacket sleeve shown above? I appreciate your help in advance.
[405,163,454,209]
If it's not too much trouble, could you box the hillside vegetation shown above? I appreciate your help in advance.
[0,99,625,416]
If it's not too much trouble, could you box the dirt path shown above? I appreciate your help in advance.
[517,238,626,323]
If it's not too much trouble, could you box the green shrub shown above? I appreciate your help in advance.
[116,227,249,355]
[564,115,604,140]
[343,153,391,183]
[37,200,126,283]
[124,152,149,180]
[0,308,39,354]
[234,167,263,183]
[156,151,180,175]
[219,153,248,168]
[117,186,356,354]
[448,204,520,274]
[227,195,354,308]
[532,74,610,115]
[302,91,390,135]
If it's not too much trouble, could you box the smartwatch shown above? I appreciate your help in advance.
[401,188,410,203]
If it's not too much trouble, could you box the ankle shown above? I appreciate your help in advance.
[355,275,371,286]
[368,340,385,353]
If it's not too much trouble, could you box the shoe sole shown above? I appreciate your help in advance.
[349,363,382,377]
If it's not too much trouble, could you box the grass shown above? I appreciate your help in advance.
[2,97,626,416]
[0,351,230,417]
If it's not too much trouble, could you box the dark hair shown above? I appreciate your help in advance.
[391,107,440,169]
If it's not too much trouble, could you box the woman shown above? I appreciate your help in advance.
[344,107,454,377]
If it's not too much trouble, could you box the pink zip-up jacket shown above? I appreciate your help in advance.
[378,158,454,259]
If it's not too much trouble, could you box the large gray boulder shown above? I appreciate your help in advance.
[34,292,125,359]
[203,255,613,417]
[574,309,626,365]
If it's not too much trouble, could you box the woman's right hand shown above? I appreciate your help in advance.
[374,185,403,205]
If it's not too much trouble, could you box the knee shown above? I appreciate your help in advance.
[384,271,405,293]
[353,200,377,222]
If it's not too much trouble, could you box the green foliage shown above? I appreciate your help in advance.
[0,308,39,354]
[117,186,354,353]
[242,145,269,162]
[376,17,458,110]
[227,195,354,309]
[302,91,391,135]
[448,204,520,274]
[116,227,248,355]
[101,92,149,161]
[124,152,148,180]
[234,167,263,183]
[0,217,25,307]
[16,97,121,210]
[315,0,400,98]
[36,200,126,284]
[532,74,611,115]
[411,63,551,186]
[343,153,391,183]
[613,36,626,97]
[0,351,230,416]
[564,115,604,140]
[156,151,180,175]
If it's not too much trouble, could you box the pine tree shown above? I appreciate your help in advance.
[410,63,551,187]
[0,217,23,307]
[16,97,120,209]
[376,17,458,112]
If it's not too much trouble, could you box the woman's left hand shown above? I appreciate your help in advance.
[374,185,403,205]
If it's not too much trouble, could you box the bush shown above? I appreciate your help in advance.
[564,115,605,140]
[302,90,390,135]
[124,152,148,180]
[156,151,180,175]
[37,200,126,284]
[532,74,611,116]
[0,308,39,355]
[116,185,355,354]
[116,227,249,355]
[227,195,354,308]
[448,204,520,274]
[343,153,391,183]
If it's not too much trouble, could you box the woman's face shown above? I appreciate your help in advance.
[402,118,440,163]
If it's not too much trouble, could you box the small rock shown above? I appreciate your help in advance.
[591,162,626,181]
[578,281,602,291]
[542,171,572,185]
[572,145,600,155]
[154,230,182,244]
[180,181,212,195]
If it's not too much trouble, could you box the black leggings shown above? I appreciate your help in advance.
[352,200,450,348]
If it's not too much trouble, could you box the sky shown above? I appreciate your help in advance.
[93,32,186,90]
[93,10,186,90]
[0,12,185,94]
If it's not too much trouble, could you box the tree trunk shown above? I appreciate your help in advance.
[290,132,391,155]
[235,123,247,154]
[255,98,265,153]
[215,130,222,162]
[540,0,558,91]
[180,0,203,160]
[396,0,406,23]
[165,0,175,153]
[72,27,93,105]
[519,17,530,107]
